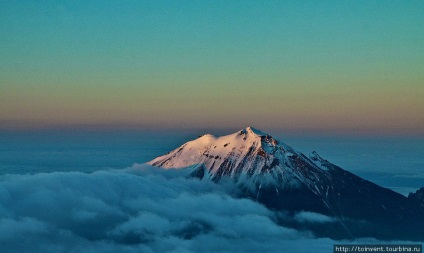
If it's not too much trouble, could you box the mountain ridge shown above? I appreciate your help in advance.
[148,127,424,240]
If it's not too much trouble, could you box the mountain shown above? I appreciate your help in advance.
[148,127,424,240]
[409,187,424,206]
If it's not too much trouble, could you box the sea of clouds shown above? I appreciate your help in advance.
[0,164,397,253]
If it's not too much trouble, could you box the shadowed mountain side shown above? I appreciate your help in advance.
[409,187,424,206]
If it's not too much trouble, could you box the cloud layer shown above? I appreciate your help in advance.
[0,165,393,252]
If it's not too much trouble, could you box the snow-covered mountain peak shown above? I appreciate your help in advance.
[241,126,266,136]
[148,127,321,185]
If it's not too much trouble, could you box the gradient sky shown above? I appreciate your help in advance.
[1,1,423,134]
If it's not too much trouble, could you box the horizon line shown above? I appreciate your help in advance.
[1,122,423,137]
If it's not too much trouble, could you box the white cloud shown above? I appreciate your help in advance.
[0,165,410,253]
[0,217,49,240]
[294,211,336,223]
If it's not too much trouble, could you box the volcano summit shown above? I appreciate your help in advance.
[149,127,424,240]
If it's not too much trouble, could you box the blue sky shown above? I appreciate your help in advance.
[1,1,423,133]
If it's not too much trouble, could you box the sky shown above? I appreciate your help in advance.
[1,1,423,134]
